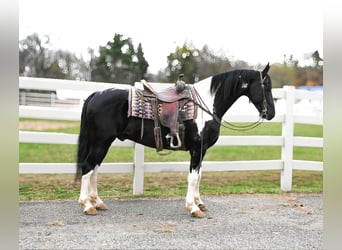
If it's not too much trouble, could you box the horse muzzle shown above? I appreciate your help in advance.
[261,108,275,120]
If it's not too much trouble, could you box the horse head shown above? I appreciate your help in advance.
[244,63,275,120]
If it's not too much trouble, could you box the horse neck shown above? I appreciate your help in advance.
[212,82,242,120]
[214,95,240,120]
[193,76,241,120]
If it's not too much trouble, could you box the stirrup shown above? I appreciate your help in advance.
[166,133,182,148]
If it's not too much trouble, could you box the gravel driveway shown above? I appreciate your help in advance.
[19,193,322,249]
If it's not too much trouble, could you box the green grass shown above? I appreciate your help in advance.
[19,122,323,163]
[19,170,323,201]
[19,119,323,200]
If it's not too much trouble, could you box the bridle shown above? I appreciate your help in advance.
[259,71,268,119]
[193,71,268,131]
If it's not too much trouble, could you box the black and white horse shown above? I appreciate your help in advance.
[76,64,275,217]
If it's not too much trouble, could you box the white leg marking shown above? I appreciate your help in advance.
[89,165,107,209]
[186,170,201,214]
[78,170,95,212]
[194,168,204,206]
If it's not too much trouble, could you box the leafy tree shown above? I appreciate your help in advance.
[269,51,323,87]
[283,54,299,67]
[19,33,51,77]
[231,60,250,70]
[196,45,232,80]
[166,43,233,83]
[49,50,90,80]
[294,51,323,86]
[166,43,198,83]
[90,33,149,84]
[268,63,298,88]
[136,43,149,80]
[19,33,90,80]
[312,50,323,68]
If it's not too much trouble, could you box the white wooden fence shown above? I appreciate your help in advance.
[19,77,323,194]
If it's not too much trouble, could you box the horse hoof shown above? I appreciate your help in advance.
[84,207,97,215]
[191,210,205,218]
[198,204,208,211]
[96,203,108,210]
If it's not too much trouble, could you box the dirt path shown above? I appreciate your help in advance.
[19,194,322,250]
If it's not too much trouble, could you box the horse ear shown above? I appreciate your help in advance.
[262,63,270,77]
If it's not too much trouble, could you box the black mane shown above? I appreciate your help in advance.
[210,69,257,97]
[209,69,259,118]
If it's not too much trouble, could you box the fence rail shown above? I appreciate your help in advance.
[19,77,323,194]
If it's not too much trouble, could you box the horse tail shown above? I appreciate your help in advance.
[75,92,96,181]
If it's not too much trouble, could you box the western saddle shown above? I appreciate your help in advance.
[128,75,198,151]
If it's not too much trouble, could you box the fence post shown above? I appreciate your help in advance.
[133,143,144,195]
[281,86,295,191]
[51,92,56,107]
[20,91,26,105]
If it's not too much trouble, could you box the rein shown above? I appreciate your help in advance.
[220,118,264,131]
[193,71,267,131]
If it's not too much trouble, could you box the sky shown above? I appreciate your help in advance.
[19,0,323,74]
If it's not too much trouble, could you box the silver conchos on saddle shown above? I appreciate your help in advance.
[127,81,198,151]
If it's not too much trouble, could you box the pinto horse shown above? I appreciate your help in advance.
[76,63,275,217]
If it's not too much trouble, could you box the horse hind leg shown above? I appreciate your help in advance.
[89,165,107,210]
[78,169,97,215]
[78,141,112,215]
[79,165,107,214]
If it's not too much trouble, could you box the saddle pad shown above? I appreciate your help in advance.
[127,87,198,121]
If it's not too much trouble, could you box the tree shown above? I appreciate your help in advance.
[19,33,90,80]
[48,50,90,80]
[90,33,149,84]
[196,45,232,80]
[294,51,323,86]
[165,43,233,83]
[268,63,298,88]
[283,54,299,67]
[135,43,149,81]
[19,33,50,77]
[312,50,323,68]
[166,43,198,83]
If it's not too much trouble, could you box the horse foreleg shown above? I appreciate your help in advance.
[194,168,208,212]
[89,165,107,210]
[78,170,97,215]
[186,169,205,218]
